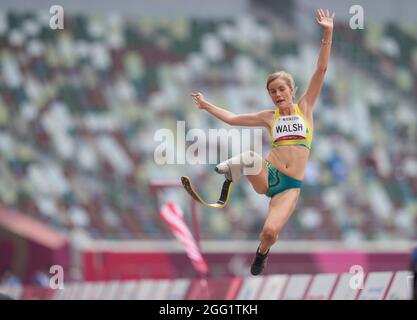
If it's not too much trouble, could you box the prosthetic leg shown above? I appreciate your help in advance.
[181,176,233,209]
[181,151,263,209]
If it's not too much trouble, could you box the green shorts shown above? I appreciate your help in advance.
[265,160,302,198]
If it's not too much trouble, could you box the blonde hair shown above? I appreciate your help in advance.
[266,71,297,98]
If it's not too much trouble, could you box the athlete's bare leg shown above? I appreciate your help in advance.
[244,160,269,195]
[250,188,300,275]
[258,188,300,254]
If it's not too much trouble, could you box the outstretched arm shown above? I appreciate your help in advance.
[191,92,272,128]
[299,9,334,114]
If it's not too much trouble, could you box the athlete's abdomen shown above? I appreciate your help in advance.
[266,146,310,180]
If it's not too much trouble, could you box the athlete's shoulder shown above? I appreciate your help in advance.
[296,97,312,117]
[257,109,275,116]
[295,101,313,128]
[256,109,275,129]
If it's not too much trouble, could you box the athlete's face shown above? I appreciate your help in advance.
[268,78,293,108]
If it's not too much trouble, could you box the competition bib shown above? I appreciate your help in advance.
[272,115,307,142]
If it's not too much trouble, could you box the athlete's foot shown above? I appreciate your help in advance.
[215,162,232,181]
[250,247,269,276]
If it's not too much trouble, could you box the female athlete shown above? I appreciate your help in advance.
[191,9,334,275]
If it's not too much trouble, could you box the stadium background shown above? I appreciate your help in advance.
[0,0,416,299]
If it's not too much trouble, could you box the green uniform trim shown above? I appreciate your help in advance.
[265,160,302,198]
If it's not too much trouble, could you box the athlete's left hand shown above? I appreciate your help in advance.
[316,8,335,30]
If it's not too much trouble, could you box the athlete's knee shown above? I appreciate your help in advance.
[217,150,264,182]
[260,226,279,244]
[241,151,263,176]
[241,150,262,164]
[241,150,256,160]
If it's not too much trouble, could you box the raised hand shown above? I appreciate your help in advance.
[191,92,208,109]
[316,8,335,30]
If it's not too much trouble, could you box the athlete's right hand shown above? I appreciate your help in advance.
[191,92,207,110]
